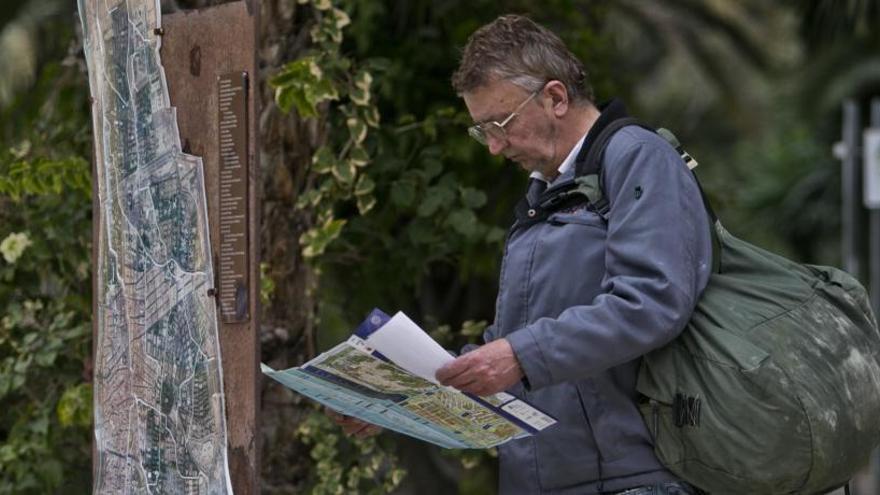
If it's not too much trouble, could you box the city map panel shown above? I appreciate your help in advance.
[78,0,232,492]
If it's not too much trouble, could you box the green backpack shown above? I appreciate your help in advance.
[574,117,880,494]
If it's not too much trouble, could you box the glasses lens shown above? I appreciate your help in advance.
[468,125,487,145]
[468,123,507,146]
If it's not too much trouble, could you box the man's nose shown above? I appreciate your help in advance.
[487,135,506,155]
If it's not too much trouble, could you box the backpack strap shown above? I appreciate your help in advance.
[572,116,641,217]
[577,120,723,274]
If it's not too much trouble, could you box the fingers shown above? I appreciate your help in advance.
[435,341,524,397]
[325,408,383,438]
[342,419,382,438]
[354,424,383,438]
[444,373,481,391]
[435,357,469,385]
[325,408,345,422]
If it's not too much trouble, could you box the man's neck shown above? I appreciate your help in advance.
[541,103,601,181]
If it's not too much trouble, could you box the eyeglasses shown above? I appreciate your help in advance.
[468,90,540,146]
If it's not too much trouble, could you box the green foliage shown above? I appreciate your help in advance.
[0,16,92,493]
[0,173,93,494]
[260,262,276,306]
[296,408,405,494]
[0,153,90,201]
[429,320,489,348]
[731,119,840,264]
[272,56,340,119]
[271,0,384,262]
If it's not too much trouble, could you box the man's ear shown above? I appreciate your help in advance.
[543,80,570,117]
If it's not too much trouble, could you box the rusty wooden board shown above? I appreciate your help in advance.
[161,2,260,493]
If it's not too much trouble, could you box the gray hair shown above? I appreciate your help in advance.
[452,15,593,103]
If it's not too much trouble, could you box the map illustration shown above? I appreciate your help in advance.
[78,0,232,492]
[263,310,557,449]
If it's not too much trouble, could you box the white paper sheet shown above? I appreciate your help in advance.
[363,311,455,383]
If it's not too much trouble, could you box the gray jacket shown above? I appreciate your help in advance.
[490,125,713,494]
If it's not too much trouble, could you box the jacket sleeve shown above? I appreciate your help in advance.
[505,128,713,390]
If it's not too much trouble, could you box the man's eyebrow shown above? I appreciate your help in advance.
[474,113,504,125]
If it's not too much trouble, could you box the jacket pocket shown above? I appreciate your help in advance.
[576,381,628,463]
[548,210,606,229]
[532,383,601,491]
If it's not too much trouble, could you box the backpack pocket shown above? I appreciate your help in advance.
[637,325,812,494]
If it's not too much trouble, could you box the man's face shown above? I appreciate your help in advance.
[463,79,559,176]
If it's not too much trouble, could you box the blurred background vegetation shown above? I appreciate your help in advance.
[1,0,879,493]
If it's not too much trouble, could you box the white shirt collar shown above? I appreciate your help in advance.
[529,130,589,184]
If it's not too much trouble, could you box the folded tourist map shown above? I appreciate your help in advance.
[262,309,557,449]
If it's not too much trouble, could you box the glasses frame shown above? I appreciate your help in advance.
[468,89,540,146]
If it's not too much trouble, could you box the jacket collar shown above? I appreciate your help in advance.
[574,98,629,177]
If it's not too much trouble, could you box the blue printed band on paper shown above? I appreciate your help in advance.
[464,392,551,434]
[353,308,392,339]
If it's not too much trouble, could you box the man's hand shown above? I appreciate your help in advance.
[325,409,383,438]
[435,338,524,396]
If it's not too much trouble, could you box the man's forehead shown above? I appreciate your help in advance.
[463,80,528,122]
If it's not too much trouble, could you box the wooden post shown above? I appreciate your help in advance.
[161,2,261,493]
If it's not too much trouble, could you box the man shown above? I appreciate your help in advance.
[335,14,712,495]
[434,15,712,495]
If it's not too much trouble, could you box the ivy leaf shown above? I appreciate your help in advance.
[356,194,376,215]
[301,218,347,258]
[350,88,369,107]
[436,106,457,118]
[460,187,487,208]
[421,158,443,180]
[417,185,455,217]
[275,84,317,118]
[423,115,437,140]
[407,220,438,245]
[349,146,370,167]
[391,180,416,208]
[57,383,93,427]
[354,71,373,93]
[360,106,380,128]
[332,159,357,186]
[354,175,375,196]
[312,146,337,174]
[460,320,488,337]
[447,209,480,238]
[295,190,322,210]
[35,348,58,367]
[486,226,506,244]
[271,58,338,117]
[270,57,320,87]
[331,7,351,29]
[347,118,367,144]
